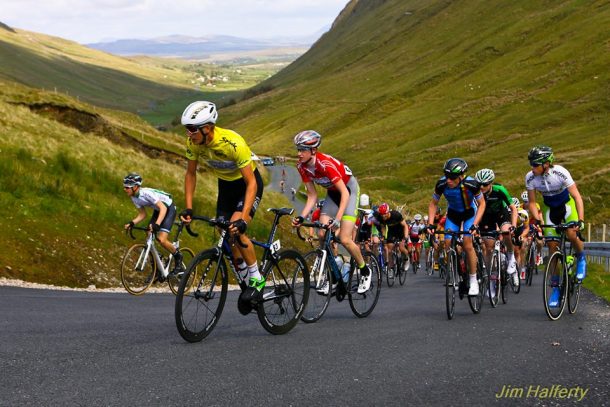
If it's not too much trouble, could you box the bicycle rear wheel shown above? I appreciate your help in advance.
[348,251,381,318]
[468,250,486,314]
[543,251,567,321]
[121,243,156,295]
[175,249,228,342]
[257,249,309,335]
[445,252,456,320]
[168,247,195,295]
[426,248,434,276]
[300,251,331,323]
[567,259,581,314]
[387,252,396,287]
[526,244,536,286]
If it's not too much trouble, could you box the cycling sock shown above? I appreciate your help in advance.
[247,263,261,280]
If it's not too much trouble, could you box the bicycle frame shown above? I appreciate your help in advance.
[131,223,185,279]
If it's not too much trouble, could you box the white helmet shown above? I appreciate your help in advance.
[294,130,321,149]
[423,215,429,222]
[414,214,422,221]
[511,197,521,209]
[521,190,529,203]
[360,194,370,207]
[475,168,495,185]
[518,209,529,224]
[181,101,218,127]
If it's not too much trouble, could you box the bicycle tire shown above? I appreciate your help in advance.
[489,252,500,308]
[348,251,381,318]
[445,252,456,320]
[300,250,332,323]
[257,249,309,335]
[387,252,396,287]
[543,251,567,321]
[501,259,508,305]
[567,257,581,314]
[168,247,195,295]
[426,248,434,276]
[121,243,156,295]
[398,253,407,286]
[175,249,228,342]
[526,244,535,286]
[468,250,485,314]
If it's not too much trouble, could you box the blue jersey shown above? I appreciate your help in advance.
[433,176,482,213]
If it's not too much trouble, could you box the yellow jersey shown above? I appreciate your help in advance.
[186,126,256,181]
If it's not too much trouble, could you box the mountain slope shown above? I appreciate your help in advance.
[220,0,610,221]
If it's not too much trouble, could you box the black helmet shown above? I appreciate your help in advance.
[123,173,142,187]
[443,158,468,177]
[528,145,554,165]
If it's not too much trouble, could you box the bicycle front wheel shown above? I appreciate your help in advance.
[387,252,396,287]
[543,251,567,321]
[175,249,228,342]
[121,243,156,295]
[445,252,456,320]
[348,251,381,318]
[257,249,309,335]
[398,254,407,286]
[168,247,195,295]
[300,251,331,323]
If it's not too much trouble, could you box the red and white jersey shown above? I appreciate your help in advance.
[297,151,352,190]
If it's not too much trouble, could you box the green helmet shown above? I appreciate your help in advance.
[528,145,554,165]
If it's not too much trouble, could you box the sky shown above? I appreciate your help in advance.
[2,0,349,44]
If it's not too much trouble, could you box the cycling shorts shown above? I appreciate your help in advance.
[323,176,359,223]
[216,168,263,221]
[444,213,475,240]
[541,195,578,241]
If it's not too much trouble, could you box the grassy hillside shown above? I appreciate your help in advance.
[221,0,610,221]
[0,80,295,288]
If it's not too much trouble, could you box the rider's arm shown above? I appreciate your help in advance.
[238,164,257,223]
[567,183,585,223]
[428,198,439,226]
[508,203,518,228]
[473,194,486,226]
[184,159,198,212]
[299,181,318,219]
[402,220,409,238]
[131,207,147,225]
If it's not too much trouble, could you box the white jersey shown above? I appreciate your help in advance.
[525,165,574,207]
[409,222,426,237]
[131,187,173,209]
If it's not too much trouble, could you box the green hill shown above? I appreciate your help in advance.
[220,0,610,221]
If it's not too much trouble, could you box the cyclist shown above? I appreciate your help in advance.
[373,203,410,272]
[408,214,426,269]
[179,101,264,312]
[291,130,372,294]
[525,145,586,307]
[512,208,531,280]
[474,168,520,287]
[521,190,544,265]
[123,173,183,276]
[427,158,486,296]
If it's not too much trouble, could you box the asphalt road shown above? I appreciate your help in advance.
[1,270,608,406]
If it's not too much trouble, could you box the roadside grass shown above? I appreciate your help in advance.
[583,264,610,304]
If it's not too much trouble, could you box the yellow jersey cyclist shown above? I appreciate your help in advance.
[427,158,486,296]
[474,168,520,287]
[291,130,372,294]
[123,173,183,277]
[180,101,264,312]
[525,145,586,307]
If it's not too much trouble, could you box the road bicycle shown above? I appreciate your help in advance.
[437,230,485,319]
[298,221,381,323]
[174,208,309,342]
[388,238,408,286]
[121,222,195,295]
[523,227,542,286]
[541,222,585,321]
[480,230,515,307]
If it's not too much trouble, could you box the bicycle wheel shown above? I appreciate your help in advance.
[445,252,456,320]
[168,247,195,295]
[121,243,156,295]
[348,251,381,318]
[468,250,485,314]
[543,251,567,321]
[426,248,434,276]
[387,252,396,287]
[175,249,228,342]
[526,244,535,286]
[398,253,407,286]
[489,252,500,308]
[300,251,332,323]
[257,249,309,335]
[567,258,581,314]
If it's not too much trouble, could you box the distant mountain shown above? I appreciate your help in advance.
[86,34,318,57]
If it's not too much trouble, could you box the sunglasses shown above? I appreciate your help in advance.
[296,147,312,152]
[479,182,491,187]
[185,125,202,134]
[530,162,542,167]
[446,173,461,180]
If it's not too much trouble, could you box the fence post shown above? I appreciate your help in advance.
[587,224,591,242]
[604,224,607,243]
